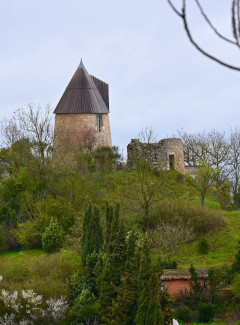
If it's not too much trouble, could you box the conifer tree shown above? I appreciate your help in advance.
[232,240,240,274]
[98,204,126,323]
[105,202,113,247]
[81,203,103,265]
[110,230,140,325]
[135,240,164,325]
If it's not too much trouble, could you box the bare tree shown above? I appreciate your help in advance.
[138,126,157,144]
[150,222,194,264]
[191,163,217,206]
[167,0,240,71]
[229,128,240,201]
[178,129,230,188]
[1,103,53,162]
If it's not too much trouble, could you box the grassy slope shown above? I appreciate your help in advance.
[0,170,239,291]
[178,210,240,269]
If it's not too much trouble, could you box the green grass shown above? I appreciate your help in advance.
[178,210,240,268]
[0,249,83,298]
[2,248,45,258]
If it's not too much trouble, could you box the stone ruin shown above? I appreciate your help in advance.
[127,138,185,174]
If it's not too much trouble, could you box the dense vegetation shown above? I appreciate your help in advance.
[0,106,240,324]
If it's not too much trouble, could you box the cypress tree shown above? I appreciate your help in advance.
[98,204,126,324]
[110,230,140,325]
[81,203,103,265]
[105,202,113,247]
[135,239,164,325]
[232,240,240,274]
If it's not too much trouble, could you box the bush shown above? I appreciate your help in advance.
[0,226,6,253]
[150,199,225,236]
[160,261,178,269]
[197,238,210,255]
[175,305,190,322]
[42,218,64,253]
[36,196,75,232]
[199,303,215,322]
[17,220,42,249]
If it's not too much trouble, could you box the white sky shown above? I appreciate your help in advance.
[0,0,239,152]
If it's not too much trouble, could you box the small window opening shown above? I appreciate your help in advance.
[161,283,167,291]
[97,115,102,132]
[169,155,175,170]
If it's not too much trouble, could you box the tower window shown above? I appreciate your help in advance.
[96,115,102,132]
[169,155,175,170]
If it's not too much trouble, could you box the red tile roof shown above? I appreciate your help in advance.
[161,269,208,281]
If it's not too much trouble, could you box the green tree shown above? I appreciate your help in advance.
[190,163,217,206]
[189,264,207,309]
[105,202,113,248]
[81,204,103,265]
[232,240,240,274]
[135,240,164,325]
[42,217,64,253]
[110,230,140,325]
[93,146,121,172]
[98,204,126,323]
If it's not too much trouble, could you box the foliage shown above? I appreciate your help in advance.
[36,196,75,233]
[150,222,194,264]
[232,240,240,275]
[197,238,210,255]
[151,199,225,237]
[134,240,165,325]
[189,264,207,309]
[42,218,64,253]
[188,163,217,206]
[175,305,190,323]
[93,145,121,172]
[231,273,240,298]
[0,275,68,324]
[17,221,41,249]
[81,204,103,266]
[199,303,215,322]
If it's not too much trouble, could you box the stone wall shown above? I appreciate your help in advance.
[127,138,185,174]
[54,113,112,150]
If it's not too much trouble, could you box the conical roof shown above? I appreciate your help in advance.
[54,60,109,114]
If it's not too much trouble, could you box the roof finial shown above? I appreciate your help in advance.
[78,58,84,69]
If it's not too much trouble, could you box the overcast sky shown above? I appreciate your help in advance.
[0,0,239,152]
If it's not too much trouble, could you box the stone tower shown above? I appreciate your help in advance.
[127,138,185,174]
[53,60,112,152]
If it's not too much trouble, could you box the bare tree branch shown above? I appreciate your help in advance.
[167,0,240,71]
[195,0,237,45]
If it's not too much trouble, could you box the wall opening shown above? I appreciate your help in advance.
[96,115,102,132]
[169,154,175,170]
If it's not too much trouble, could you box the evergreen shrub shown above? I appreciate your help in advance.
[197,238,210,254]
[42,218,64,253]
[175,305,190,323]
[199,303,215,322]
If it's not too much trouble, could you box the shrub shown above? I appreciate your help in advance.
[197,238,210,254]
[160,261,178,269]
[150,199,225,236]
[0,226,6,253]
[199,303,215,322]
[42,218,64,253]
[175,305,190,322]
[17,220,41,249]
[36,196,75,232]
[231,273,240,298]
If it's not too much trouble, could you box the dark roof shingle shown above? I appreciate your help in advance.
[54,61,109,114]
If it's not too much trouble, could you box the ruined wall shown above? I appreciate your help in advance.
[127,138,185,174]
[54,113,112,150]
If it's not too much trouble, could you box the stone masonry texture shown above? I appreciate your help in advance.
[127,138,185,174]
